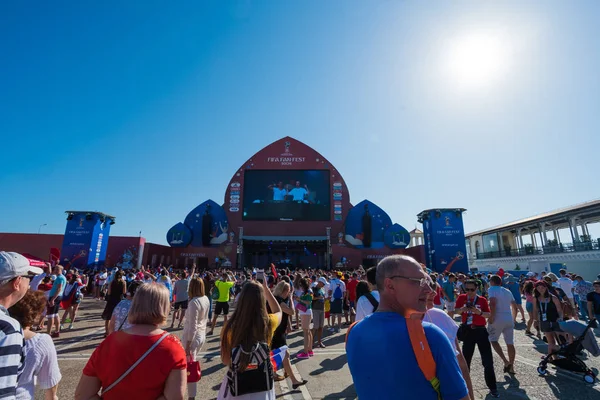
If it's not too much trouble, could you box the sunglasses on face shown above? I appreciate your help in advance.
[465,288,476,292]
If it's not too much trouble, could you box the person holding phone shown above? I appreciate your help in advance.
[455,279,499,398]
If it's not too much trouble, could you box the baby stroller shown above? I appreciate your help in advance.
[537,319,599,383]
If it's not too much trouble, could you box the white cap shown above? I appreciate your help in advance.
[318,277,328,285]
[0,252,44,282]
[527,271,535,277]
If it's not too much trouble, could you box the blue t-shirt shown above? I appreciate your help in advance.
[347,312,468,400]
[49,274,67,297]
[504,281,521,302]
[441,281,456,302]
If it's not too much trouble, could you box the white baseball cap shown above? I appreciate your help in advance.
[0,252,44,282]
[318,277,328,285]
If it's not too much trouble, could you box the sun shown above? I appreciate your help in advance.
[445,33,510,90]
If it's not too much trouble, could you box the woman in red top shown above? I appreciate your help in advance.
[75,283,186,400]
[455,279,499,398]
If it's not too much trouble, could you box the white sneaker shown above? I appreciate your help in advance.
[68,323,73,330]
[60,324,64,330]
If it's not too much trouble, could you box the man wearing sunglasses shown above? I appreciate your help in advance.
[0,251,44,399]
[347,255,469,400]
[455,280,499,398]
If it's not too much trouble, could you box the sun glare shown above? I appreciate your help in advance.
[445,33,510,90]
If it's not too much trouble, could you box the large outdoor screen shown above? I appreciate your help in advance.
[243,170,331,221]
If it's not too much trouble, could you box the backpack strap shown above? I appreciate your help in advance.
[406,318,441,400]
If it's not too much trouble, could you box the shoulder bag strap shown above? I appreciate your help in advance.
[406,318,441,400]
[101,332,169,396]
[364,293,379,310]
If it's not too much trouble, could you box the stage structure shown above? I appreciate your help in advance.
[417,208,468,274]
[166,137,424,269]
[61,211,114,269]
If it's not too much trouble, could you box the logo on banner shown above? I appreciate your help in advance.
[334,214,342,221]
[230,182,241,188]
[230,199,240,204]
[79,218,84,227]
[230,195,240,200]
[230,190,240,196]
[266,141,307,165]
[229,207,240,212]
[333,182,342,189]
[333,193,342,200]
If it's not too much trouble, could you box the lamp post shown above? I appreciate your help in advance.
[38,223,47,234]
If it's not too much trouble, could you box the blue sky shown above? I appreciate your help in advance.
[1,1,599,245]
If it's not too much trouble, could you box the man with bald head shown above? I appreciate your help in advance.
[346,255,470,400]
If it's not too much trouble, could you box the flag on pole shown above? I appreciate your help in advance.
[270,263,278,279]
[270,345,288,370]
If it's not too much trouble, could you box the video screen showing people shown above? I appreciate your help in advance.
[243,170,330,221]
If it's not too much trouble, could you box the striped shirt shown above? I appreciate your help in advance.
[0,305,25,399]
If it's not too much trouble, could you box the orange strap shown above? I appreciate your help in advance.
[406,317,440,398]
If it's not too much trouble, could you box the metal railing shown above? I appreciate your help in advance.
[475,239,600,259]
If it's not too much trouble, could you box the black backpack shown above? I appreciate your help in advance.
[364,292,379,312]
[227,342,274,397]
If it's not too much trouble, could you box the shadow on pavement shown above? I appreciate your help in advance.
[322,384,356,399]
[308,354,347,376]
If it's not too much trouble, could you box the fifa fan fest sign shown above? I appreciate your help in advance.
[418,208,468,274]
[266,140,306,166]
[61,211,113,269]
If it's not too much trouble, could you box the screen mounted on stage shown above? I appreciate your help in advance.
[243,170,331,221]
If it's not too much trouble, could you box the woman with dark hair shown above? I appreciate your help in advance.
[109,280,142,334]
[523,280,540,338]
[102,271,126,337]
[296,277,313,359]
[532,281,564,356]
[292,273,303,329]
[10,290,61,400]
[217,280,282,399]
[355,281,371,302]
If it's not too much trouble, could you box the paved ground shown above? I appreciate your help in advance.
[39,299,600,399]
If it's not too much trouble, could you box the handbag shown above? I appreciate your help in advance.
[296,302,307,313]
[456,323,469,342]
[101,332,169,396]
[187,356,201,383]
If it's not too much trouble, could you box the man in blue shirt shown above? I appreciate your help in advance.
[503,274,526,323]
[346,255,469,400]
[47,265,66,338]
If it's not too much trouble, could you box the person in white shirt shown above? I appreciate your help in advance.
[269,182,288,201]
[418,288,474,400]
[488,275,517,374]
[328,273,346,332]
[288,181,309,202]
[557,269,578,318]
[355,267,379,322]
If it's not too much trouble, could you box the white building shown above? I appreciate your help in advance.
[465,199,600,281]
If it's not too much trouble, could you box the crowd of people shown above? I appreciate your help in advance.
[1,249,599,399]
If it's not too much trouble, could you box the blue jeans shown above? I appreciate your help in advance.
[579,300,589,320]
